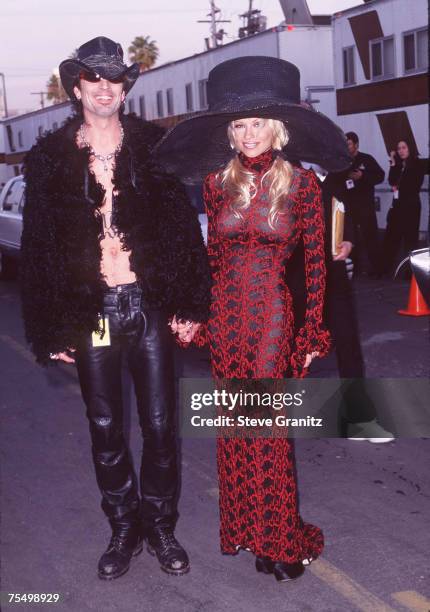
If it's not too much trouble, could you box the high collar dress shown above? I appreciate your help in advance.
[201,150,330,562]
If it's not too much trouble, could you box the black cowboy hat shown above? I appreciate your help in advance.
[59,36,140,100]
[155,56,351,182]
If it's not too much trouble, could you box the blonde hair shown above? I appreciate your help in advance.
[220,119,293,229]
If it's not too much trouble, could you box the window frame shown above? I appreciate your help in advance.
[185,83,194,112]
[2,180,24,213]
[198,79,208,110]
[342,46,356,86]
[139,95,146,119]
[166,88,174,116]
[402,27,428,75]
[369,35,396,81]
[156,90,164,118]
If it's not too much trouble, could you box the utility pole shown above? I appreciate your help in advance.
[31,91,49,109]
[198,1,231,49]
[238,0,267,38]
[0,72,8,117]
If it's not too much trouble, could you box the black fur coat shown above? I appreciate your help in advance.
[21,114,211,364]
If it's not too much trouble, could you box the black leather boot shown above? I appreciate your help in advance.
[146,527,190,576]
[98,520,143,580]
[255,556,305,582]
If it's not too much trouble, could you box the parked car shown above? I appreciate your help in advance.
[0,175,24,279]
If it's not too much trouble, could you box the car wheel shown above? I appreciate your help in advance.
[0,251,18,280]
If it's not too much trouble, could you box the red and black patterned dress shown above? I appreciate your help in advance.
[200,149,330,562]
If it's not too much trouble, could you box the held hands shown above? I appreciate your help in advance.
[304,351,319,369]
[333,241,353,261]
[49,348,76,363]
[170,315,201,344]
[348,169,363,181]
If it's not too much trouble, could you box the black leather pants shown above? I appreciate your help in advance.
[75,282,178,531]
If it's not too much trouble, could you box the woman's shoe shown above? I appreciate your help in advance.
[273,562,305,581]
[255,556,275,574]
[255,557,305,581]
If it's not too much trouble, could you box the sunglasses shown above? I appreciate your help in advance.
[78,69,125,84]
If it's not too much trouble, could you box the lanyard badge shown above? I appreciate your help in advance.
[92,316,111,347]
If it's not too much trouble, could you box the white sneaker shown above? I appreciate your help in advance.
[347,420,394,443]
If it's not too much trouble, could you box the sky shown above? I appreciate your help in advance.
[0,0,363,114]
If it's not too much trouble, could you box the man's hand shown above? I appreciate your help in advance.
[170,315,201,344]
[50,348,76,364]
[348,170,363,181]
[333,241,353,261]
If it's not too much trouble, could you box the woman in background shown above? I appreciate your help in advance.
[381,140,428,275]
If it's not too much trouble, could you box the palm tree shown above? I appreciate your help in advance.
[46,73,68,104]
[128,36,159,73]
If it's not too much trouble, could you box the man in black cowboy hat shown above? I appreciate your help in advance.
[21,36,210,580]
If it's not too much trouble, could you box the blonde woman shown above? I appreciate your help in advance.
[157,57,350,581]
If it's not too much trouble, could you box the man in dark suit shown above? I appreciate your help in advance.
[326,132,384,276]
[286,163,393,442]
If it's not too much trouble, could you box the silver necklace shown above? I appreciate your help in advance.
[79,123,124,172]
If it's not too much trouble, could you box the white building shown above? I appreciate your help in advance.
[332,0,429,231]
[0,0,428,232]
[0,102,71,186]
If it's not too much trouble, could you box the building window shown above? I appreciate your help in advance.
[185,83,194,112]
[156,90,164,118]
[128,98,135,114]
[139,95,146,119]
[370,36,395,80]
[38,126,43,137]
[342,47,355,86]
[198,79,208,110]
[18,131,23,148]
[166,88,174,116]
[403,28,428,73]
[52,122,58,131]
[6,125,15,152]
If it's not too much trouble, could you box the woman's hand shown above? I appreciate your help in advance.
[49,348,76,364]
[304,351,319,369]
[170,315,201,344]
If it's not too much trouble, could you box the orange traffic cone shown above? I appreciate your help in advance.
[398,275,430,316]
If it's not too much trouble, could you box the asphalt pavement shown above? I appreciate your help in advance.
[1,276,429,612]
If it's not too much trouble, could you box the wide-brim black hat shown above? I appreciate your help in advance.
[155,56,351,182]
[59,36,140,100]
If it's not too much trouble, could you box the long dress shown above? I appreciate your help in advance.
[200,149,330,563]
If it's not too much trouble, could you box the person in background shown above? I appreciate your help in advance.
[325,132,384,277]
[287,165,393,443]
[321,172,393,442]
[381,140,429,276]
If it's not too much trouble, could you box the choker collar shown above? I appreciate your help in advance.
[238,149,276,173]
